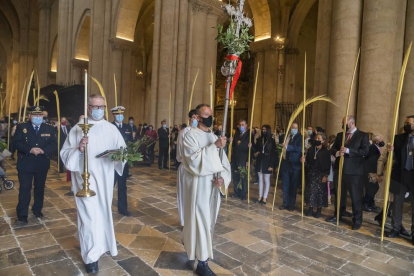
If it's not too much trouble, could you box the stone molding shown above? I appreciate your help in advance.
[109,37,142,55]
[37,0,54,10]
[71,58,88,68]
[191,0,226,20]
[250,38,283,54]
[285,47,300,55]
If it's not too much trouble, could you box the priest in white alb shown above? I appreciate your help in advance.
[182,104,231,276]
[60,94,126,274]
[176,109,198,226]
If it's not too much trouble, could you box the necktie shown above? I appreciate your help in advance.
[63,126,67,135]
[405,136,414,170]
[35,126,39,135]
[345,133,352,145]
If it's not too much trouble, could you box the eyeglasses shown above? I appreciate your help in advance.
[89,105,106,110]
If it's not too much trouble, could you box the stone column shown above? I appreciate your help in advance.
[312,0,332,129]
[282,48,299,103]
[325,0,363,135]
[203,13,218,104]
[37,0,52,87]
[276,48,285,104]
[56,0,69,84]
[357,0,406,141]
[400,0,414,126]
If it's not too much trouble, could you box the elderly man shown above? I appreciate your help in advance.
[182,103,231,276]
[61,94,126,274]
[279,123,302,211]
[327,116,370,230]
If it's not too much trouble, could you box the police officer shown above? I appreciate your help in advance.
[111,106,133,216]
[14,106,57,225]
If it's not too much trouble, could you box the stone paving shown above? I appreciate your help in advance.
[1,159,414,276]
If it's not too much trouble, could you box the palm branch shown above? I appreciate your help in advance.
[91,76,109,118]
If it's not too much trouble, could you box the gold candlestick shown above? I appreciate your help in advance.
[76,118,96,197]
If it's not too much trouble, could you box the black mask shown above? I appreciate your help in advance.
[378,141,385,147]
[261,131,267,137]
[341,124,349,132]
[201,116,213,128]
[404,124,412,134]
[314,140,322,147]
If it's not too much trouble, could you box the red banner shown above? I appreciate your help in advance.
[225,55,242,100]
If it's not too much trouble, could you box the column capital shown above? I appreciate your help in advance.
[250,38,284,54]
[37,0,54,10]
[191,0,225,19]
[109,37,142,54]
[71,58,88,68]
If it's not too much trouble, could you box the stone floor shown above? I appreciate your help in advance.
[1,159,414,276]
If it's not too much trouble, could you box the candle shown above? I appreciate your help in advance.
[84,70,87,120]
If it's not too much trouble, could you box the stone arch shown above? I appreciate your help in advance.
[247,0,272,41]
[50,35,58,72]
[115,0,145,42]
[74,11,91,61]
[0,0,20,41]
[287,0,317,47]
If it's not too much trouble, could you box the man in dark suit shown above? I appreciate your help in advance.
[327,116,370,230]
[230,119,253,200]
[111,106,133,216]
[58,117,71,173]
[158,120,169,169]
[128,117,138,140]
[381,116,414,244]
[362,134,384,212]
[279,123,302,211]
[13,106,57,225]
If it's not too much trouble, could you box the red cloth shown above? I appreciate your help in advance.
[225,55,242,100]
[66,170,71,182]
[145,130,158,140]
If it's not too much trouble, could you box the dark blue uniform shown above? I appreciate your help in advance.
[112,122,133,214]
[13,122,57,219]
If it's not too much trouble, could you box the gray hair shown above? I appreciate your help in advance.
[373,134,383,142]
[88,94,105,105]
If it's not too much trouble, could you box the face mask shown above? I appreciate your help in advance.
[91,109,105,120]
[378,141,385,147]
[201,116,213,128]
[31,117,43,125]
[240,126,246,132]
[404,124,412,134]
[191,118,198,127]
[129,120,134,124]
[162,124,167,128]
[341,124,350,132]
[291,129,298,136]
[261,131,267,137]
[13,120,17,124]
[61,122,67,126]
[143,125,147,129]
[43,117,48,121]
[115,115,124,122]
[314,140,322,146]
[149,127,153,131]
[308,130,313,135]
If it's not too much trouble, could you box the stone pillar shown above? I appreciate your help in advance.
[37,0,52,87]
[312,0,332,129]
[56,0,69,84]
[253,51,264,127]
[357,0,406,141]
[276,49,285,104]
[282,48,299,103]
[121,50,132,110]
[400,0,414,126]
[326,0,363,135]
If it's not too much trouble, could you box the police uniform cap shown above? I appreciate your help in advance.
[28,106,45,115]
[111,106,125,114]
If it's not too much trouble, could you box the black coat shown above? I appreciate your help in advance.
[158,127,170,148]
[305,146,331,175]
[13,122,57,172]
[363,144,382,174]
[58,125,71,147]
[254,137,277,174]
[331,129,370,175]
[232,131,254,167]
[112,122,134,144]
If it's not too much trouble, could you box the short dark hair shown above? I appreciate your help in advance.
[181,123,187,129]
[195,104,210,115]
[161,120,166,123]
[129,117,134,120]
[138,124,142,127]
[239,119,247,125]
[143,123,147,126]
[188,109,197,118]
[406,115,414,119]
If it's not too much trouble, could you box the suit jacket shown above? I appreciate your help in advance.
[331,129,370,175]
[157,127,169,148]
[232,130,254,167]
[391,133,413,184]
[282,133,302,170]
[112,122,134,144]
[363,144,382,174]
[13,122,57,172]
[59,125,71,147]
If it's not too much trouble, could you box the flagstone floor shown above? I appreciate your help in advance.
[1,159,414,276]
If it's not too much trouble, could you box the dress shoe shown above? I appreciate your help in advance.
[119,211,131,217]
[240,197,247,201]
[352,223,362,230]
[261,201,267,206]
[342,211,352,217]
[306,208,313,217]
[288,206,294,212]
[256,198,263,204]
[33,211,43,218]
[279,205,287,210]
[385,229,400,238]
[85,261,99,274]
[230,193,239,198]
[326,216,338,223]
[362,203,373,212]
[374,216,382,227]
[196,261,216,276]
[313,207,322,218]
[14,217,28,226]
[400,227,411,237]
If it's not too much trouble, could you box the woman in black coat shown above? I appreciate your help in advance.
[254,125,277,205]
[301,133,331,217]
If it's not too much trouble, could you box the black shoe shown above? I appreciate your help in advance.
[374,215,382,226]
[230,193,239,198]
[14,217,28,226]
[306,208,313,217]
[261,201,267,206]
[352,223,362,230]
[85,261,99,274]
[196,261,216,276]
[119,211,131,217]
[385,229,400,238]
[314,208,322,218]
[127,174,132,178]
[326,216,338,223]
[400,227,410,237]
[362,203,373,212]
[288,206,294,212]
[33,211,43,218]
[279,205,287,210]
[342,211,352,217]
[240,197,247,201]
[256,198,263,204]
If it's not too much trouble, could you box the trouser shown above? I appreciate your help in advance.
[281,162,301,207]
[392,170,414,232]
[232,167,247,197]
[16,170,48,218]
[158,146,168,168]
[9,142,15,158]
[258,172,271,198]
[333,171,363,224]
[59,156,65,173]
[114,165,129,213]
[362,178,379,207]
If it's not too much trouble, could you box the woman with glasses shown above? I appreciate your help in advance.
[254,125,277,205]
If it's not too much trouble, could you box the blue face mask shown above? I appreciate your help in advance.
[240,126,246,132]
[91,109,105,120]
[308,130,313,135]
[191,119,198,127]
[115,115,124,122]
[13,120,17,124]
[291,129,298,136]
[162,124,167,128]
[31,117,43,126]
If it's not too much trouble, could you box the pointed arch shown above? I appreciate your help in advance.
[50,35,58,72]
[115,0,145,42]
[74,10,91,61]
